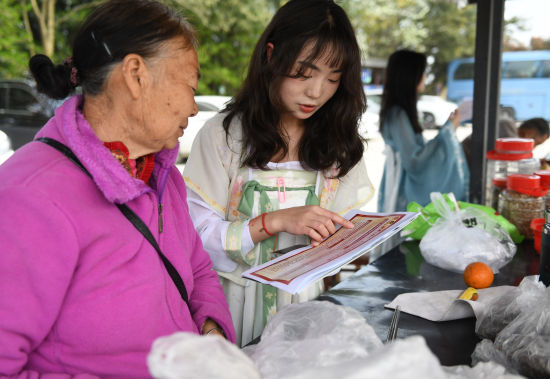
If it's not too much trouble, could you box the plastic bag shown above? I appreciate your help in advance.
[472,276,550,378]
[419,192,516,273]
[405,193,523,244]
[243,301,383,379]
[475,276,546,340]
[147,332,260,379]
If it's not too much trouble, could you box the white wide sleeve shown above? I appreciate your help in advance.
[186,189,254,272]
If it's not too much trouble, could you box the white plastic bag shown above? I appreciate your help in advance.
[419,192,516,273]
[147,332,260,379]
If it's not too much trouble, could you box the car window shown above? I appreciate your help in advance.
[539,60,550,77]
[501,60,539,79]
[0,86,7,109]
[9,87,40,112]
[453,62,474,80]
[196,102,220,112]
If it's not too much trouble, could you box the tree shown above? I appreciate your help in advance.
[0,0,34,77]
[420,0,477,94]
[169,0,273,95]
[0,0,99,78]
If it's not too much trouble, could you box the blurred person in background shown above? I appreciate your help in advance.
[0,0,234,377]
[378,49,469,212]
[462,115,549,169]
[183,0,374,346]
[517,117,549,146]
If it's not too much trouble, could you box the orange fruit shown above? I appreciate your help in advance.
[464,262,494,289]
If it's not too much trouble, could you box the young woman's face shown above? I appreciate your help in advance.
[278,44,342,124]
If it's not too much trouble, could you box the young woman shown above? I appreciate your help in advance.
[183,0,374,346]
[377,49,469,212]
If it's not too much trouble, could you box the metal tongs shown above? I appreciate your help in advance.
[386,305,401,343]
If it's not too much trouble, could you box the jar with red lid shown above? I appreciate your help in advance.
[535,170,550,209]
[485,138,539,208]
[498,174,547,238]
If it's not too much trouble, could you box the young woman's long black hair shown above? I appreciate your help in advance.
[223,0,366,178]
[380,49,427,134]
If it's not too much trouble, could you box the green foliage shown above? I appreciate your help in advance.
[169,0,273,95]
[0,0,34,78]
[421,0,477,93]
[0,0,520,99]
[0,0,97,78]
[340,0,476,94]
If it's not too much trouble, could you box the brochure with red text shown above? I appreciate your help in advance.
[241,210,419,294]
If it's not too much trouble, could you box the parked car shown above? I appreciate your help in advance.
[359,100,380,140]
[365,89,457,130]
[0,79,64,150]
[0,130,14,165]
[178,95,232,162]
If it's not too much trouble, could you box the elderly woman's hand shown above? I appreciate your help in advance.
[201,318,225,338]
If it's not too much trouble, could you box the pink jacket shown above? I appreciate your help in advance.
[0,96,235,378]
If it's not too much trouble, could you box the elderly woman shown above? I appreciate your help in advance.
[0,0,235,377]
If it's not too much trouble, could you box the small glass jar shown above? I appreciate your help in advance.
[498,174,547,239]
[535,170,550,210]
[485,138,539,208]
[491,177,507,211]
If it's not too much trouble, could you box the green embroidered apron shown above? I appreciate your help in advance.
[237,168,319,325]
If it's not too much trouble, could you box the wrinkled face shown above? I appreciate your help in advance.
[278,44,342,125]
[135,37,199,153]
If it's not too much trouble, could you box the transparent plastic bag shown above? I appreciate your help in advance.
[419,192,516,273]
[244,301,519,379]
[243,301,383,379]
[472,276,550,379]
[475,276,546,340]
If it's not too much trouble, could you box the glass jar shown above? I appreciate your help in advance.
[490,177,507,211]
[540,208,550,286]
[485,138,539,208]
[498,174,547,239]
[535,170,550,210]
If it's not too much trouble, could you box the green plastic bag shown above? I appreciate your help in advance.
[404,193,524,244]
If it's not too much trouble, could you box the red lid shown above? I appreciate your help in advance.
[492,177,507,188]
[535,170,550,188]
[495,138,534,153]
[486,149,533,161]
[506,174,548,197]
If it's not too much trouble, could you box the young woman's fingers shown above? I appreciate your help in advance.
[311,222,330,239]
[306,228,324,244]
[329,213,354,229]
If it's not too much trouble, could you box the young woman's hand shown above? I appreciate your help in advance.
[448,109,461,129]
[250,206,354,246]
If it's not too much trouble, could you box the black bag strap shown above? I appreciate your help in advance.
[37,137,189,307]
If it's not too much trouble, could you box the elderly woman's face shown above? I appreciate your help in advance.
[135,37,199,153]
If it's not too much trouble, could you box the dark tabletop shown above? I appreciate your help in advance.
[318,239,541,366]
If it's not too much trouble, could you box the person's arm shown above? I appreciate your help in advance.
[0,187,95,378]
[388,108,460,175]
[187,190,254,270]
[182,203,236,342]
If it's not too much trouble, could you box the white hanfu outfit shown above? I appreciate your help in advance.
[183,113,374,346]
